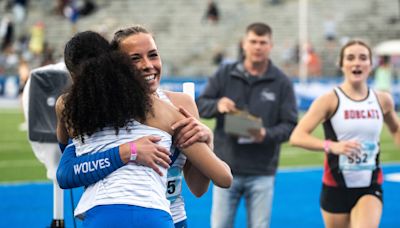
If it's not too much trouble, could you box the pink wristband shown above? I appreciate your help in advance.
[129,142,137,161]
[323,140,331,154]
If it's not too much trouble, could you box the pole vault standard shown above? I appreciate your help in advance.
[22,62,71,228]
[182,82,195,100]
[298,0,308,83]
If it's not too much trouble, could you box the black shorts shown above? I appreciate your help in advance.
[320,184,383,213]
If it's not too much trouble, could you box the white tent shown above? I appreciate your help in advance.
[374,40,400,55]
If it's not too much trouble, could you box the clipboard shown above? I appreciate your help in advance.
[224,110,263,137]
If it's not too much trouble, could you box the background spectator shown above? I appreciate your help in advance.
[323,16,337,42]
[305,42,322,77]
[374,55,393,93]
[0,14,14,51]
[204,0,219,24]
[28,21,45,55]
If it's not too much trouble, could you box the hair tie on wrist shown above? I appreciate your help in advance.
[323,140,332,154]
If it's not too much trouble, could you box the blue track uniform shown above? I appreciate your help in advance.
[56,143,124,189]
[56,88,189,227]
[83,205,173,228]
[57,143,184,228]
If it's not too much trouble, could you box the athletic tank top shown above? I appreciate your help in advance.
[73,120,171,218]
[322,87,384,188]
[157,88,188,223]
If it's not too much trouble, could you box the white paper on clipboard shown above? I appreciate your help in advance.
[224,110,263,137]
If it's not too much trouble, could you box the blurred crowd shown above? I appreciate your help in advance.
[0,0,97,92]
[1,0,399,87]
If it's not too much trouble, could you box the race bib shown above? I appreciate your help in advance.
[166,166,183,202]
[339,141,378,171]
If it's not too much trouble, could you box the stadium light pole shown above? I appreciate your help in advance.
[298,0,308,82]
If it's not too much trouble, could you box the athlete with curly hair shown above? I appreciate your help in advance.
[57,26,229,228]
[56,30,232,227]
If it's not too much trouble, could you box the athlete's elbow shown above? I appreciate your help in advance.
[215,173,233,188]
[289,132,300,147]
[192,189,207,198]
[57,175,68,189]
[58,183,69,190]
[217,163,233,188]
[56,168,69,189]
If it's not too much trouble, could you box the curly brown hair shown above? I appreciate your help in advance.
[62,31,152,141]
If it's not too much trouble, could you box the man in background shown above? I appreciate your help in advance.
[197,22,298,228]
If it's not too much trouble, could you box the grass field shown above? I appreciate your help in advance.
[1,109,399,182]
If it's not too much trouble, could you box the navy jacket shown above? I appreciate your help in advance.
[197,61,298,175]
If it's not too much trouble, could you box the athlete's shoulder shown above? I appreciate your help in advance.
[148,97,180,134]
[316,89,338,104]
[310,89,339,117]
[55,94,66,113]
[164,91,195,107]
[164,90,192,100]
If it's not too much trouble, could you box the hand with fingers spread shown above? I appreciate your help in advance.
[328,140,361,157]
[121,135,171,176]
[217,97,237,114]
[171,106,214,149]
[135,135,172,176]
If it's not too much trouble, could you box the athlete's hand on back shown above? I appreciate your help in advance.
[171,106,213,149]
[134,136,171,176]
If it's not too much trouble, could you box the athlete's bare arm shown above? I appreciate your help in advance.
[290,91,359,156]
[376,91,400,145]
[166,91,214,196]
[166,91,213,148]
[147,96,232,188]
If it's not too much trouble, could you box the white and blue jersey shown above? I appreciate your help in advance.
[157,89,188,224]
[57,89,189,225]
[73,120,172,218]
